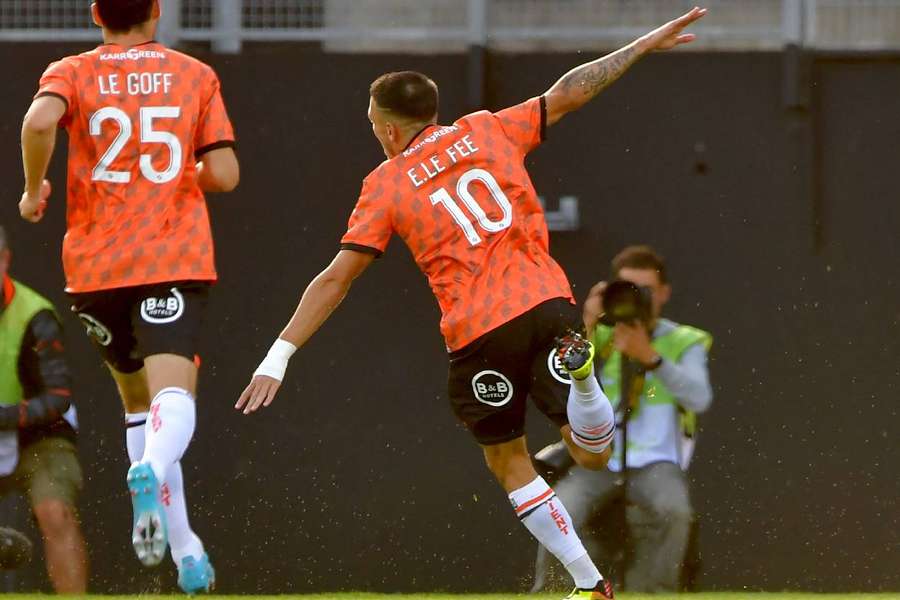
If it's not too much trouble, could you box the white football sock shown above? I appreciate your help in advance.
[125,412,148,462]
[570,364,599,393]
[142,387,196,488]
[510,476,602,589]
[567,553,604,590]
[566,372,615,454]
[126,411,204,564]
[164,462,204,564]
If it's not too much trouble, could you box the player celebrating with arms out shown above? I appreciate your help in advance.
[19,0,238,592]
[239,7,705,599]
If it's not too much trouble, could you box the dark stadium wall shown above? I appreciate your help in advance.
[0,44,896,594]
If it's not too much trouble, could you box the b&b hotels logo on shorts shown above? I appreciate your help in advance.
[140,288,185,324]
[547,348,571,384]
[472,370,514,406]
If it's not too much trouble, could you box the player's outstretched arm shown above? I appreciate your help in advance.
[19,96,66,223]
[543,6,706,126]
[236,249,376,414]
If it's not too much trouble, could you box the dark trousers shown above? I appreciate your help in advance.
[532,461,693,593]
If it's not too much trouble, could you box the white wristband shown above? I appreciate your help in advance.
[253,339,298,382]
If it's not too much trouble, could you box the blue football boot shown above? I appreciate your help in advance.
[178,553,215,594]
[126,462,168,566]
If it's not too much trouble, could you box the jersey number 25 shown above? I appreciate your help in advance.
[90,106,182,185]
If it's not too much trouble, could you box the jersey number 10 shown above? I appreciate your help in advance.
[429,168,513,246]
[90,106,182,185]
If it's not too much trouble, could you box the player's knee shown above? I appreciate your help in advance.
[144,353,198,397]
[33,500,75,539]
[483,448,525,480]
[482,440,536,490]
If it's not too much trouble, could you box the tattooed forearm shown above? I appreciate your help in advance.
[559,46,639,98]
[544,43,643,125]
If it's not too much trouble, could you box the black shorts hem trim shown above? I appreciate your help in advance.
[473,428,526,447]
[340,243,383,258]
[109,359,145,375]
[142,349,196,363]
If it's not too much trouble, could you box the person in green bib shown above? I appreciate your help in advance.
[0,225,87,593]
[533,245,712,593]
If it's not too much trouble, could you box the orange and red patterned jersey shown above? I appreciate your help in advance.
[35,42,234,293]
[341,97,574,351]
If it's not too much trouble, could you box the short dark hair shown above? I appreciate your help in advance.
[96,0,155,33]
[370,71,438,122]
[611,245,668,284]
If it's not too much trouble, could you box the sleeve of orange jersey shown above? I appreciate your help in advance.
[35,59,76,125]
[492,96,547,156]
[339,174,394,257]
[194,67,236,158]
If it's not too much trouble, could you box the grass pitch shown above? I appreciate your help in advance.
[2,594,898,599]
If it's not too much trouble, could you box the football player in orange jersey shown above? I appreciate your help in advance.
[19,0,238,592]
[238,7,705,600]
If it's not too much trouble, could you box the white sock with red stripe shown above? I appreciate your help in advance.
[567,373,615,453]
[142,387,196,483]
[163,461,205,564]
[126,412,204,564]
[509,476,602,589]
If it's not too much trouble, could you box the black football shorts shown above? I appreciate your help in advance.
[69,281,210,373]
[447,297,580,446]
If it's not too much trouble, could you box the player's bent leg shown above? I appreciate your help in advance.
[107,363,168,566]
[118,355,196,568]
[482,437,611,598]
[555,334,615,458]
[562,426,612,471]
[125,412,208,588]
[141,353,213,588]
[141,353,197,483]
[32,499,87,593]
[533,465,608,592]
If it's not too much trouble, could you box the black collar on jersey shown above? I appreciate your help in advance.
[98,39,158,48]
[402,124,440,152]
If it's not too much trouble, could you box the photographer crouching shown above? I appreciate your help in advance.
[532,245,712,593]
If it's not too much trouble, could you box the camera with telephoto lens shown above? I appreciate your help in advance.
[599,280,654,326]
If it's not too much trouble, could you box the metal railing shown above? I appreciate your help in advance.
[1,0,899,52]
